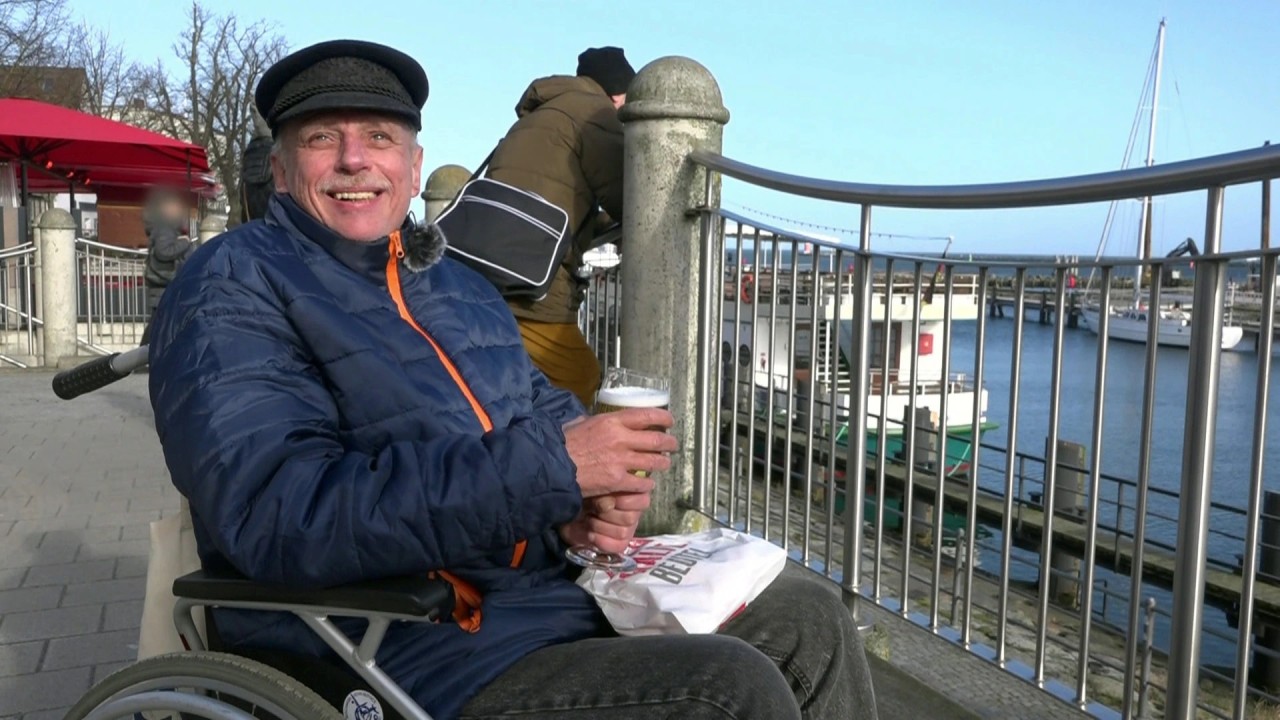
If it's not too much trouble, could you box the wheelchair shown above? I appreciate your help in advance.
[55,348,456,720]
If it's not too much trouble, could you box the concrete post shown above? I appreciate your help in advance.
[619,57,730,535]
[422,164,472,224]
[37,209,77,366]
[198,215,226,244]
[1049,438,1086,609]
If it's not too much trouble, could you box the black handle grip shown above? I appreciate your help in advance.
[52,353,126,400]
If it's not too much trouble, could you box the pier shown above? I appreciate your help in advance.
[727,413,1280,622]
[986,287,1085,326]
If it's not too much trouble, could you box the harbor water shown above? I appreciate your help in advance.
[938,313,1278,668]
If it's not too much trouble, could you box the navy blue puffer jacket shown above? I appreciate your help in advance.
[147,195,610,718]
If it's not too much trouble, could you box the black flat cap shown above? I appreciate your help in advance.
[254,39,429,134]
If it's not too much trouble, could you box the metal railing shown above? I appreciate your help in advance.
[581,141,1280,718]
[0,242,38,367]
[75,238,148,353]
[578,263,622,371]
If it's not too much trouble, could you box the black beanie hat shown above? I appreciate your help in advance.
[576,46,636,96]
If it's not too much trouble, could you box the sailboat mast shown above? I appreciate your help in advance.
[1137,19,1166,281]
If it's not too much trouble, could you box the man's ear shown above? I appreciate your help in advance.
[270,151,288,192]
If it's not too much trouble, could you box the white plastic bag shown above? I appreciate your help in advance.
[137,498,205,659]
[576,527,787,636]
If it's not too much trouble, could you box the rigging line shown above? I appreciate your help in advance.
[1172,77,1196,160]
[1084,33,1160,292]
[721,201,953,243]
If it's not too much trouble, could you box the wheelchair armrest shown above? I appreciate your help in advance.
[172,568,454,621]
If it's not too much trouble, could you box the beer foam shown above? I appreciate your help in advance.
[596,386,670,408]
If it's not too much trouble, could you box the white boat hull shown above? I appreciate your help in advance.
[1079,308,1244,350]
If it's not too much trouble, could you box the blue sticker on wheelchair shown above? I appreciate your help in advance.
[343,689,383,720]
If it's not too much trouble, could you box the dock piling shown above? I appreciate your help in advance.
[1050,439,1087,609]
[1254,491,1280,690]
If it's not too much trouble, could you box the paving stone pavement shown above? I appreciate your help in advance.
[0,367,1089,719]
[0,369,174,719]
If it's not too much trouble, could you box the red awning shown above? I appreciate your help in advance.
[21,165,221,196]
[0,97,214,192]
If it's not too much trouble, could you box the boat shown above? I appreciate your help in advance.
[1079,304,1244,350]
[720,263,996,482]
[1078,19,1244,351]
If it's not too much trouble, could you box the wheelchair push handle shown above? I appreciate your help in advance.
[52,345,150,400]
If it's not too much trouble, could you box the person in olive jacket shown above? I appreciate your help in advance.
[485,46,633,407]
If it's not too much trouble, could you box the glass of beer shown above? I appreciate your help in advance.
[566,367,670,572]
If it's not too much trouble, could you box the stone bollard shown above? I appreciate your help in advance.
[422,164,472,224]
[619,57,730,535]
[37,208,78,366]
[198,215,227,244]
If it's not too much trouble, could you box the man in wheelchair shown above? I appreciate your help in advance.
[141,39,878,720]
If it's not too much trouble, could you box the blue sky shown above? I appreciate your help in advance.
[70,0,1280,255]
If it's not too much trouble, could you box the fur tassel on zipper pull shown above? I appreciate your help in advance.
[401,222,448,273]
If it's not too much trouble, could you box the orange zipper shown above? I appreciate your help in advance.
[385,230,528,632]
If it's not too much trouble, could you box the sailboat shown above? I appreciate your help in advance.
[1078,19,1244,351]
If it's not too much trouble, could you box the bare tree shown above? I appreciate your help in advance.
[1,0,146,116]
[0,0,77,97]
[140,1,287,224]
[69,23,146,116]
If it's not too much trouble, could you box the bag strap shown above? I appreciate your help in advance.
[434,146,496,222]
[469,148,495,182]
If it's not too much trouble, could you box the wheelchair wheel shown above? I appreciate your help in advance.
[64,651,341,720]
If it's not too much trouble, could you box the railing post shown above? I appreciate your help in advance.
[842,205,874,598]
[37,208,77,367]
[198,215,226,245]
[1166,185,1228,716]
[618,56,730,535]
[422,164,471,224]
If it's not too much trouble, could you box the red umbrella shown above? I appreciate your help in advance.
[0,98,220,244]
[0,98,210,173]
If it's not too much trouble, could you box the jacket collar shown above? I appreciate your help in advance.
[266,193,412,280]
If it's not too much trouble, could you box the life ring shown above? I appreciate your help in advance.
[741,273,754,303]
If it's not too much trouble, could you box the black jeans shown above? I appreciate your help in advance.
[459,573,879,719]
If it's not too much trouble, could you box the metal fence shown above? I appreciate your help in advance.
[75,238,148,352]
[584,143,1280,718]
[578,265,621,371]
[0,242,38,367]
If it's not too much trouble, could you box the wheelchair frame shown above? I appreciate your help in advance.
[171,568,454,720]
[55,347,456,720]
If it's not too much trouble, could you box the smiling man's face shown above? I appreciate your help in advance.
[271,111,423,242]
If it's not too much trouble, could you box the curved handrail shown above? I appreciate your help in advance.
[716,207,1280,270]
[691,143,1280,210]
[0,242,34,259]
[76,237,149,257]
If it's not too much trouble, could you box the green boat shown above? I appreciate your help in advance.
[841,419,1002,479]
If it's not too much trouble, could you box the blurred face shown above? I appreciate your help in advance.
[158,197,186,222]
[610,93,626,110]
[271,111,423,243]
